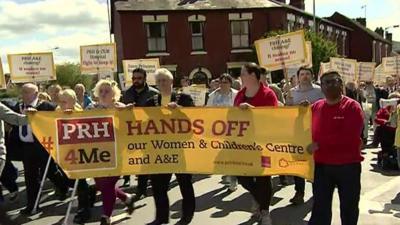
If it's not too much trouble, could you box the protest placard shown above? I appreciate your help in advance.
[329,57,358,83]
[382,56,400,74]
[0,58,6,89]
[80,43,117,74]
[123,58,160,86]
[319,62,331,77]
[305,41,313,67]
[375,64,390,85]
[118,73,127,91]
[357,62,376,82]
[7,52,56,83]
[182,85,208,106]
[255,30,307,72]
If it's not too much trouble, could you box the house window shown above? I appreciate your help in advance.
[341,32,347,56]
[145,23,167,52]
[231,20,250,49]
[191,22,204,51]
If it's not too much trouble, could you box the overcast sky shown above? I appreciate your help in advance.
[0,0,399,73]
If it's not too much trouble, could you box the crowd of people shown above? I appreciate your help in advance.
[0,62,399,225]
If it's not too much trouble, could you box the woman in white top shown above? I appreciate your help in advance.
[206,74,238,192]
[207,74,238,107]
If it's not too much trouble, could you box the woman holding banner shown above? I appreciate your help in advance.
[55,89,97,224]
[235,63,278,225]
[88,80,135,225]
[147,68,196,225]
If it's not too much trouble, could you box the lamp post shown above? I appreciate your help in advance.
[313,0,316,32]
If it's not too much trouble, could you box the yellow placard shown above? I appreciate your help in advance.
[7,52,56,83]
[357,62,376,82]
[382,56,400,74]
[305,41,313,67]
[255,30,307,71]
[80,43,117,74]
[330,57,358,83]
[29,107,314,180]
[123,58,160,87]
[182,86,208,106]
[0,58,5,89]
[375,64,390,85]
[318,62,331,77]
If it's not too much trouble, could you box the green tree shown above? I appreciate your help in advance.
[258,30,338,78]
[54,63,94,90]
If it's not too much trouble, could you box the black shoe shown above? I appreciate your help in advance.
[88,186,97,207]
[289,191,305,205]
[55,188,68,201]
[133,191,147,201]
[365,144,378,149]
[100,216,111,225]
[125,196,135,215]
[176,216,193,225]
[279,176,288,186]
[146,220,168,225]
[21,207,39,215]
[73,208,91,224]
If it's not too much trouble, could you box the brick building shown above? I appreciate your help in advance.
[328,12,392,64]
[111,0,352,84]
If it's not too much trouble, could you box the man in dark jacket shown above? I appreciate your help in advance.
[147,68,195,225]
[8,83,70,215]
[120,68,159,198]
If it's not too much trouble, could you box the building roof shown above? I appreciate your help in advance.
[330,12,390,44]
[115,0,281,11]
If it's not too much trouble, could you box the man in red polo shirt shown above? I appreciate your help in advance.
[235,63,278,225]
[309,71,364,225]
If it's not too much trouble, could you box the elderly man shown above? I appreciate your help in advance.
[8,83,70,215]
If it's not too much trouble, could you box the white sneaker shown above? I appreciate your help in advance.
[259,210,272,225]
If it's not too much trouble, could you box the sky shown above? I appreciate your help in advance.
[0,0,399,73]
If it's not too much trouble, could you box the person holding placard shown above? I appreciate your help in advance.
[286,66,324,205]
[308,71,364,225]
[147,68,195,225]
[374,94,400,170]
[235,63,278,225]
[121,68,159,198]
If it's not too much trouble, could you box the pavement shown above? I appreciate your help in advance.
[1,146,400,225]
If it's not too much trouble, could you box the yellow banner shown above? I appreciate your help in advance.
[29,107,314,180]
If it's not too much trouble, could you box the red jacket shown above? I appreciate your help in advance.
[374,106,396,131]
[312,96,364,164]
[234,83,278,107]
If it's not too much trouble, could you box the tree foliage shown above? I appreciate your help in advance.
[54,63,94,90]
